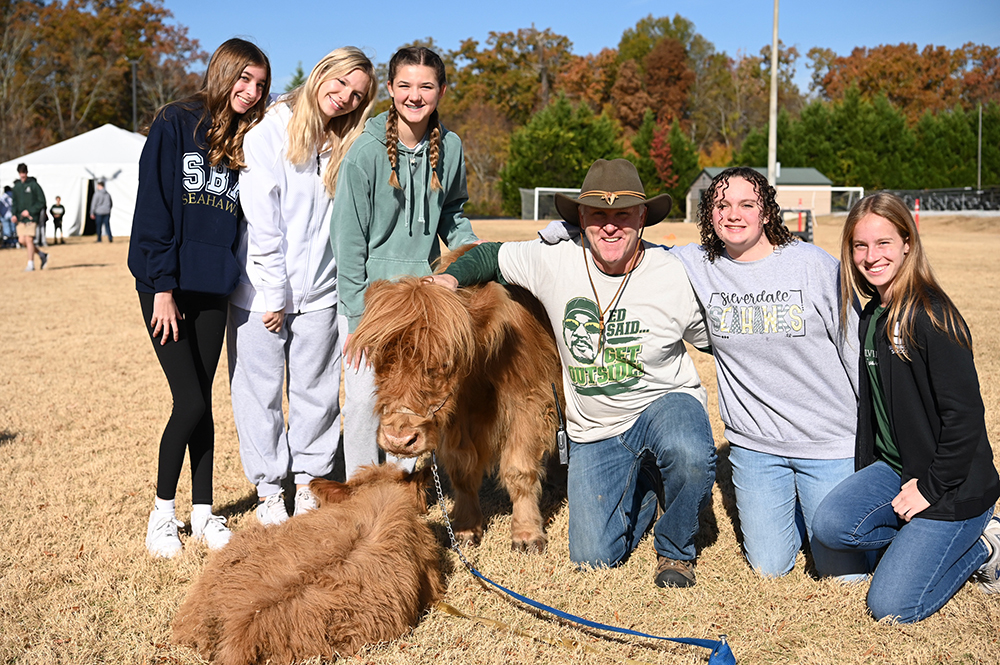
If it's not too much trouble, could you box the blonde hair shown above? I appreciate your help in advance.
[283,47,377,196]
[840,192,970,358]
[385,47,446,191]
[155,38,271,169]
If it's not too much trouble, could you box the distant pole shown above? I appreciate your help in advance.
[126,57,140,132]
[767,0,780,186]
[978,102,983,191]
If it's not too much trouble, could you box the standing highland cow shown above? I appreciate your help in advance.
[171,464,443,664]
[349,269,562,552]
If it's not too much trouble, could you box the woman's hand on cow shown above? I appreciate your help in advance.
[150,290,182,346]
[424,274,459,291]
[262,309,285,333]
[892,478,931,522]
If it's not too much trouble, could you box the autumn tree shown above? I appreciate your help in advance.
[814,43,969,122]
[449,26,572,127]
[617,13,696,74]
[644,37,694,124]
[556,47,618,112]
[0,0,207,161]
[610,60,651,132]
[499,96,621,216]
[446,103,511,216]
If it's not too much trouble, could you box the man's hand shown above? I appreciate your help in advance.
[423,274,459,291]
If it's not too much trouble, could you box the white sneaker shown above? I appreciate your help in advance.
[256,493,288,526]
[974,516,1000,593]
[191,513,232,550]
[293,486,319,517]
[146,510,184,559]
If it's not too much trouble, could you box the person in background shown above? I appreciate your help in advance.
[90,180,113,242]
[1,185,14,248]
[813,192,1000,622]
[50,196,66,244]
[127,38,270,558]
[11,163,48,271]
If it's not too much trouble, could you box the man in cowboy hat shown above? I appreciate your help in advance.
[428,159,716,588]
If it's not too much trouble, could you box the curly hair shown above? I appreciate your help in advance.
[696,166,793,261]
[155,38,271,170]
[385,47,447,192]
[840,192,970,358]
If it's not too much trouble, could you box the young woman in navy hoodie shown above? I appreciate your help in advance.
[128,38,270,558]
[814,192,1000,622]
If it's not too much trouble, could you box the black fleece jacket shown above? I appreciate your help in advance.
[857,297,999,521]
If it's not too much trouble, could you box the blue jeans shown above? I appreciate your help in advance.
[567,392,716,567]
[813,460,992,623]
[94,213,112,240]
[729,445,868,579]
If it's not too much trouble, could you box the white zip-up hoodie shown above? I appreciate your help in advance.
[231,102,337,314]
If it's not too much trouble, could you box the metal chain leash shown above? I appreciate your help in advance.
[430,452,474,571]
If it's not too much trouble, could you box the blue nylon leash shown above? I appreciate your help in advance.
[430,453,736,665]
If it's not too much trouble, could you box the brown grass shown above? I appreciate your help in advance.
[1,214,999,664]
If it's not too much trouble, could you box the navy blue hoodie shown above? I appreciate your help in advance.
[128,103,242,296]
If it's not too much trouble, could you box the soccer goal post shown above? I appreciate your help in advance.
[519,187,581,221]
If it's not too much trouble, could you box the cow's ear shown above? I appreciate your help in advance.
[309,478,352,506]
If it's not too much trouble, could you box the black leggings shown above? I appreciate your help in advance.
[139,290,227,504]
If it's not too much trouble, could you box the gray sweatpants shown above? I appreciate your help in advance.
[337,314,415,479]
[228,305,341,496]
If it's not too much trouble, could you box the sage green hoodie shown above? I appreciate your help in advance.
[330,111,478,332]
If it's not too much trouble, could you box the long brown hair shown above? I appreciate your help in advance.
[840,192,970,358]
[155,38,271,169]
[696,166,793,261]
[385,47,447,191]
[283,47,378,196]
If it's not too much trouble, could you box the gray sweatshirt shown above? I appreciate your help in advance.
[671,241,859,459]
[90,188,112,216]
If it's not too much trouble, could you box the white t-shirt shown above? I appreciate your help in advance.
[499,237,709,442]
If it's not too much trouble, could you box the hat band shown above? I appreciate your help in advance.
[579,190,646,206]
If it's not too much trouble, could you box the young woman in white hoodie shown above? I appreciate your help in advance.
[228,47,377,525]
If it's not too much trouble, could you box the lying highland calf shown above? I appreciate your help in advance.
[349,270,563,552]
[171,464,443,664]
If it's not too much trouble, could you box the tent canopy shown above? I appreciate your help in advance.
[0,124,146,237]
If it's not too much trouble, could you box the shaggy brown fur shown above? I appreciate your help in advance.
[348,253,563,552]
[171,465,443,664]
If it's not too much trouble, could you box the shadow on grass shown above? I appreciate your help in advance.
[44,263,114,270]
[0,429,16,447]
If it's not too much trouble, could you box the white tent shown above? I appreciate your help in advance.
[0,124,146,238]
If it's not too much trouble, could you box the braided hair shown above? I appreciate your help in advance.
[385,47,446,191]
[696,166,793,262]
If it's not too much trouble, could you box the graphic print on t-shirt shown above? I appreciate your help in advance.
[563,297,649,396]
[706,289,805,338]
[180,152,240,214]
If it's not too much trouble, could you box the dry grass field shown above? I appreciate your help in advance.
[1,213,999,664]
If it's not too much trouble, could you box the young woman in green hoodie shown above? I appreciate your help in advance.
[330,46,478,478]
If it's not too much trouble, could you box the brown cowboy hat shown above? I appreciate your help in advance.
[554,158,673,227]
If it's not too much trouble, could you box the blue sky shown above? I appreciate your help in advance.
[165,0,1000,93]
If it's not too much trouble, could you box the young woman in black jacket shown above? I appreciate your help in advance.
[813,192,1000,623]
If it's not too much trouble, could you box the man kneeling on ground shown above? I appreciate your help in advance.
[427,159,716,588]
